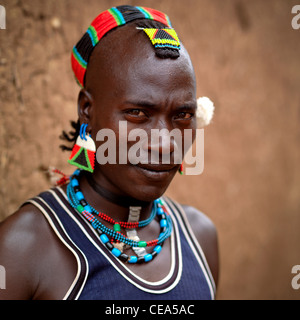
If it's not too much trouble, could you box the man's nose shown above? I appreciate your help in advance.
[147,128,176,155]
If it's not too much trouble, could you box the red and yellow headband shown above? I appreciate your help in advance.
[71,5,174,87]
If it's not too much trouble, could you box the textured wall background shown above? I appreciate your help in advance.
[0,0,300,300]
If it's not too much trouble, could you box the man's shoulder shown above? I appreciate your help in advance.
[0,204,49,299]
[180,204,217,240]
[0,203,55,271]
[0,197,78,299]
[176,202,219,287]
[0,187,60,245]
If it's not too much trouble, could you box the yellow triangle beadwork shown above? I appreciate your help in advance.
[142,28,181,50]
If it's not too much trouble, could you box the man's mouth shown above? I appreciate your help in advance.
[134,163,178,181]
[136,163,178,172]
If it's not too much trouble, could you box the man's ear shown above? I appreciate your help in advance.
[78,89,94,127]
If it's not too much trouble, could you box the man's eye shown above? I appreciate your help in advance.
[175,112,194,120]
[127,109,146,117]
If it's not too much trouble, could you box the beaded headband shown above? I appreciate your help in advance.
[71,5,173,87]
[142,28,181,51]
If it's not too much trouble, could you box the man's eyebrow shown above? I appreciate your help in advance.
[124,100,158,108]
[124,100,197,110]
[175,104,197,111]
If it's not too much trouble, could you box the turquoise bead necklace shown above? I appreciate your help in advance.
[67,169,173,264]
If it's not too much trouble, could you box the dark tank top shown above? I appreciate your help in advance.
[24,187,215,300]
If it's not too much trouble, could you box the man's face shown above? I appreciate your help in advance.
[84,24,197,201]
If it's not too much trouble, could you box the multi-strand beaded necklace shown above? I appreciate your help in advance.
[67,169,173,264]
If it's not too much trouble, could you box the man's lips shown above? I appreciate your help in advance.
[135,163,178,172]
[132,163,178,181]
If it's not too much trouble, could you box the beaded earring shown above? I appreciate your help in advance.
[68,124,96,173]
[178,162,184,175]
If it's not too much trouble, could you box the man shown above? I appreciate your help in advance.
[0,5,218,300]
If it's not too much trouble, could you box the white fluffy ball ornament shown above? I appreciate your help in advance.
[196,97,215,128]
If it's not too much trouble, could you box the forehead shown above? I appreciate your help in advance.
[85,23,196,103]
